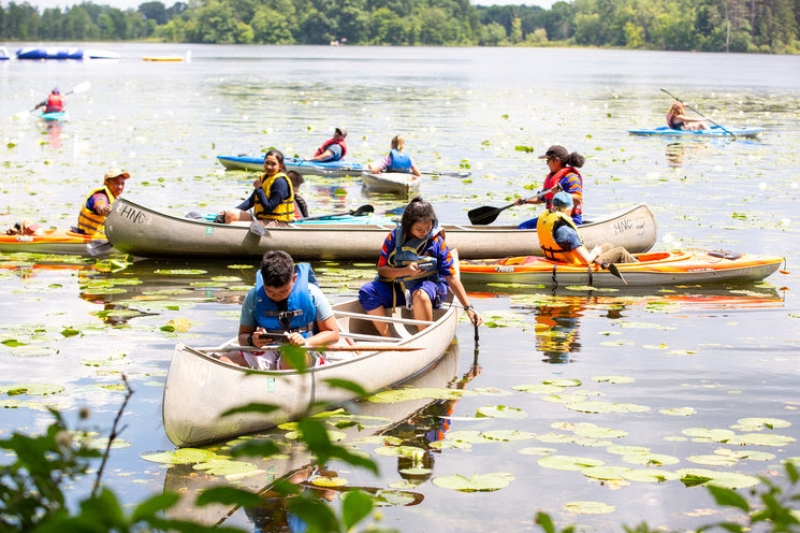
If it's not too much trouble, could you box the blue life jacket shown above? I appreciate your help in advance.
[254,263,318,338]
[385,225,441,280]
[387,149,412,173]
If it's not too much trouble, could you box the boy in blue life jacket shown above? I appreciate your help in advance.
[220,250,340,370]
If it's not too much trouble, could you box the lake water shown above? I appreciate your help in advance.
[1,44,799,532]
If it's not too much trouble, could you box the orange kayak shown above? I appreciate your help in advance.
[0,229,108,255]
[459,250,785,288]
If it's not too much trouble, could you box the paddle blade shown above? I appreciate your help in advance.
[468,205,502,226]
[249,219,266,236]
[350,204,374,217]
[70,81,92,95]
[86,240,114,257]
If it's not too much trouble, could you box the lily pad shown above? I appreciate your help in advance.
[659,407,697,417]
[432,472,514,492]
[476,405,527,419]
[537,455,605,471]
[0,383,64,396]
[724,433,796,447]
[481,430,537,442]
[580,465,631,480]
[620,469,678,483]
[563,501,616,514]
[512,383,566,394]
[193,459,261,478]
[310,475,348,488]
[592,375,635,384]
[676,468,761,489]
[731,417,791,431]
[141,448,217,464]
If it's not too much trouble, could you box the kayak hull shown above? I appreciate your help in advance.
[0,229,109,255]
[361,171,421,194]
[628,125,764,138]
[460,251,783,288]
[217,154,366,177]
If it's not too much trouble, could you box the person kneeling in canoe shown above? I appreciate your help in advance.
[367,134,421,177]
[220,250,340,370]
[219,149,295,227]
[539,191,638,266]
[358,197,482,337]
[74,168,130,236]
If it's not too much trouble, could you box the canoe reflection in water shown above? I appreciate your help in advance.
[162,342,465,530]
[532,294,588,364]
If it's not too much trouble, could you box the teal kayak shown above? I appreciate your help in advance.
[39,111,68,122]
[628,125,763,138]
[217,154,365,176]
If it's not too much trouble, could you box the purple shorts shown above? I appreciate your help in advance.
[359,279,445,311]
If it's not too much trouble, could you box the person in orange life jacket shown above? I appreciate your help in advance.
[539,191,637,266]
[666,102,709,131]
[367,134,421,176]
[219,149,295,227]
[36,87,64,113]
[74,169,130,236]
[308,127,348,162]
[358,197,482,337]
[220,250,340,371]
[516,145,585,230]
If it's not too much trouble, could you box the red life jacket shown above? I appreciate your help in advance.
[46,94,64,113]
[313,138,347,159]
[542,167,583,217]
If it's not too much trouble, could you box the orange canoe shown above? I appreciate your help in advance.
[459,250,785,289]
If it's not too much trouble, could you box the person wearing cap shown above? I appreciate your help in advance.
[74,169,130,236]
[367,134,421,176]
[36,87,64,114]
[538,191,637,266]
[516,145,585,230]
[308,127,348,162]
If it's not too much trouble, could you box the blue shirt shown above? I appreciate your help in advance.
[553,224,582,252]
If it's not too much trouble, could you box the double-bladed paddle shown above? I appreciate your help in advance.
[596,261,627,284]
[467,188,554,226]
[660,88,736,139]
[249,204,375,235]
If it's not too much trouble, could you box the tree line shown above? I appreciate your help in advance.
[1,0,798,53]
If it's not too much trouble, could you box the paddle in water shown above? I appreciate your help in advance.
[660,88,736,139]
[468,188,554,226]
[597,261,627,284]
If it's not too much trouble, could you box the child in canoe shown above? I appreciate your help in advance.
[358,197,482,337]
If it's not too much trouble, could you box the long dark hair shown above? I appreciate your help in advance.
[264,149,287,173]
[400,197,437,241]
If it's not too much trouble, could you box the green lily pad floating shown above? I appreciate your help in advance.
[686,454,739,467]
[543,378,582,387]
[141,448,217,464]
[444,430,491,444]
[537,455,605,471]
[676,468,761,489]
[80,354,127,367]
[564,501,615,514]
[161,317,192,333]
[660,407,697,417]
[714,448,775,462]
[607,445,651,456]
[682,428,736,442]
[732,417,791,431]
[194,459,261,478]
[2,339,27,348]
[724,433,796,447]
[0,383,64,396]
[565,401,650,414]
[592,375,635,384]
[476,405,527,419]
[542,390,603,404]
[621,453,680,466]
[153,269,207,275]
[580,465,631,481]
[481,430,537,442]
[432,472,514,492]
[95,308,141,319]
[620,469,678,483]
[284,429,346,442]
[374,445,426,459]
[210,276,242,282]
[398,467,432,477]
[5,345,57,358]
[512,383,566,394]
[519,446,557,456]
[534,433,577,444]
[368,387,466,403]
[429,440,472,451]
[372,489,419,506]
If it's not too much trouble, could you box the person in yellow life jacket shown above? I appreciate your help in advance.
[36,87,64,114]
[75,169,130,236]
[537,191,638,266]
[219,149,295,227]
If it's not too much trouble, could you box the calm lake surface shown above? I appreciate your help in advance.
[1,44,799,531]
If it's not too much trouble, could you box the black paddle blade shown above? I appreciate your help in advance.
[599,262,627,285]
[350,204,374,217]
[467,205,502,226]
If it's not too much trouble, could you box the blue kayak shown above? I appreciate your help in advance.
[217,154,365,177]
[39,111,68,122]
[628,125,764,138]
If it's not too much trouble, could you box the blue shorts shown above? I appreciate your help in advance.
[359,279,445,311]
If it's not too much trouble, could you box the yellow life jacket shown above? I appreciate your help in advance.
[253,172,295,222]
[77,186,116,236]
[536,210,584,265]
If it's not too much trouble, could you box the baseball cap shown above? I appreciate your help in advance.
[551,191,573,208]
[538,145,569,160]
[335,127,348,136]
[104,169,131,180]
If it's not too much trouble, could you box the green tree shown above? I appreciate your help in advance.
[189,1,239,43]
[139,1,168,24]
[251,6,296,44]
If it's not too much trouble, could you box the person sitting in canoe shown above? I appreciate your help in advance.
[666,102,709,131]
[36,87,64,114]
[73,168,130,236]
[367,134,421,177]
[220,250,340,370]
[359,196,482,337]
[308,127,348,162]
[515,145,584,230]
[539,191,638,266]
[218,149,295,227]
[288,170,309,219]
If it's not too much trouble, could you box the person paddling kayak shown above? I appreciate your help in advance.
[36,87,65,114]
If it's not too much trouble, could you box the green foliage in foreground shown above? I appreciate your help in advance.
[1,373,799,532]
